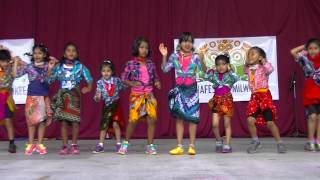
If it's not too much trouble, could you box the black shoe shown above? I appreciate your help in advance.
[8,143,17,153]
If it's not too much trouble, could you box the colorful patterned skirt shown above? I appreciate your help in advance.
[246,89,277,126]
[209,93,233,117]
[168,83,200,124]
[0,88,15,125]
[129,92,157,122]
[51,88,81,123]
[25,96,52,126]
[100,101,125,132]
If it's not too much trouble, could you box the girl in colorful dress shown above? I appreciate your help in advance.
[205,54,239,153]
[159,32,205,155]
[92,60,126,153]
[48,42,93,155]
[245,46,286,154]
[118,37,161,155]
[0,48,17,153]
[13,44,54,155]
[291,38,320,151]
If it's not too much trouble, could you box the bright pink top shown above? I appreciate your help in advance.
[244,62,274,92]
[176,53,195,85]
[214,73,231,96]
[132,63,153,94]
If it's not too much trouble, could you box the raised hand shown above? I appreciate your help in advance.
[159,43,168,57]
[48,56,58,69]
[198,43,209,55]
[155,81,161,90]
[81,86,91,94]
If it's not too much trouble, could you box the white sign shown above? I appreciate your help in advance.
[0,38,34,104]
[174,36,279,103]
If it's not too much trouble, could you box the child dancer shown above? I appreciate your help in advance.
[13,44,53,155]
[245,46,286,154]
[118,37,161,155]
[48,42,93,155]
[0,47,17,153]
[159,32,205,155]
[92,60,126,153]
[291,38,320,151]
[205,54,238,153]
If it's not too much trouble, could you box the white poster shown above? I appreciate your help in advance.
[0,38,34,104]
[174,36,279,103]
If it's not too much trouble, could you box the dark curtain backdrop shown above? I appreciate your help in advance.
[0,0,319,139]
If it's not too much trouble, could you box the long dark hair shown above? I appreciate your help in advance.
[25,44,50,62]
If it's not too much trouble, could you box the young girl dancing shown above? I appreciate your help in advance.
[205,54,238,153]
[118,37,161,155]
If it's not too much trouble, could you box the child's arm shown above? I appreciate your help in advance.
[290,45,305,60]
[81,65,93,94]
[46,56,59,84]
[261,59,274,75]
[152,62,161,90]
[204,69,219,88]
[159,43,173,73]
[228,72,239,87]
[121,62,142,87]
[93,80,102,102]
[198,43,209,72]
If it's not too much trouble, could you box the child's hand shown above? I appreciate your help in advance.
[260,58,267,64]
[155,81,161,90]
[48,56,58,69]
[198,43,209,55]
[81,86,91,94]
[131,81,142,87]
[94,93,102,102]
[159,43,168,57]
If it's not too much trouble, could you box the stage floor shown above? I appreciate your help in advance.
[0,138,319,180]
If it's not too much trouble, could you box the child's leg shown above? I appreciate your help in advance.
[247,116,258,138]
[4,118,14,141]
[71,122,79,145]
[113,122,121,144]
[308,113,317,141]
[266,121,281,142]
[147,117,156,145]
[189,122,197,146]
[28,126,36,144]
[125,121,137,141]
[316,114,320,142]
[99,130,107,144]
[176,118,184,145]
[224,116,232,145]
[212,113,221,140]
[38,122,46,144]
[61,121,68,146]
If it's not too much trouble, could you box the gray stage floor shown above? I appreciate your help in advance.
[0,138,319,180]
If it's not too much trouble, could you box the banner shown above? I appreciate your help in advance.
[174,36,279,103]
[0,38,34,104]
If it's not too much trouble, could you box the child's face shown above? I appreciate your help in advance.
[216,60,228,73]
[307,43,320,58]
[33,48,46,63]
[180,37,193,53]
[246,49,262,65]
[138,41,149,58]
[0,60,10,70]
[64,45,78,60]
[101,66,113,80]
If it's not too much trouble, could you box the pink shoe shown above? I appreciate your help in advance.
[59,145,69,155]
[36,144,48,155]
[70,144,80,155]
[25,144,36,155]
